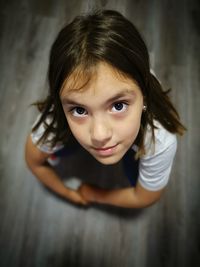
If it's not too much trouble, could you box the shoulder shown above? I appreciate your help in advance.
[144,120,177,157]
[132,120,177,157]
[132,120,177,191]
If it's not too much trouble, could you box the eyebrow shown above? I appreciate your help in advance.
[61,89,135,106]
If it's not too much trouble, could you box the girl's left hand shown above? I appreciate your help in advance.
[78,183,98,203]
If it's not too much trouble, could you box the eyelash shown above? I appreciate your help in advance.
[68,101,129,117]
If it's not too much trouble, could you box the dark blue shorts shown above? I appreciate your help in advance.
[122,148,139,187]
[55,146,139,187]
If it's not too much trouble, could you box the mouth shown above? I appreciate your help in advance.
[93,144,118,156]
[94,145,117,150]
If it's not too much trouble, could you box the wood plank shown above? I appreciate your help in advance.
[0,0,199,266]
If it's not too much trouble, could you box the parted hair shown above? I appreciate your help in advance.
[32,9,186,158]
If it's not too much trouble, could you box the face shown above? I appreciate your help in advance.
[60,62,144,165]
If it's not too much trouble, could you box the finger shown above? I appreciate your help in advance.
[81,199,89,205]
[81,198,90,205]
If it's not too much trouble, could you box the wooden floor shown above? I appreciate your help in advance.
[0,0,199,266]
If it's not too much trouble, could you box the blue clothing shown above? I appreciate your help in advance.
[122,149,139,186]
[54,145,139,187]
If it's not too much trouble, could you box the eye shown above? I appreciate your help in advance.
[70,107,88,117]
[111,102,128,113]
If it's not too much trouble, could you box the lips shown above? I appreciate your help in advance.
[94,144,117,151]
[93,144,118,156]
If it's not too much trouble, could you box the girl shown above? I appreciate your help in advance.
[25,9,186,208]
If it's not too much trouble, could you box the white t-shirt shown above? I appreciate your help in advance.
[132,120,177,191]
[31,116,177,191]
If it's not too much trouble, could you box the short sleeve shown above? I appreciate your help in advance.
[31,114,64,154]
[136,121,177,191]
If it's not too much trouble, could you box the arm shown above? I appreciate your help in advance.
[25,134,88,205]
[79,182,165,208]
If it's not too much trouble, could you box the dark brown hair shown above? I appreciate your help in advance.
[33,9,186,158]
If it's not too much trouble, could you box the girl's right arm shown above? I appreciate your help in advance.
[25,134,88,205]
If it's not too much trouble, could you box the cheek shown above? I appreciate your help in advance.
[67,121,79,136]
[117,111,142,139]
[118,121,140,139]
[67,118,87,142]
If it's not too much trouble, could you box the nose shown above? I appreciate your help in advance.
[90,117,112,147]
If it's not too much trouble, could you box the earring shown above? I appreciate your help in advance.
[143,105,147,111]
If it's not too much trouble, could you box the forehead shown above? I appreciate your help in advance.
[60,62,140,98]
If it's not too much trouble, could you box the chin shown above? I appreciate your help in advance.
[92,154,124,165]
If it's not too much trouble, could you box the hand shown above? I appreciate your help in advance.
[67,189,89,206]
[78,183,98,203]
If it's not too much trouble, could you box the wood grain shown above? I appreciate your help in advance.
[0,0,199,266]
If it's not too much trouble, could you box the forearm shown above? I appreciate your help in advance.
[25,135,88,205]
[90,186,158,208]
[93,187,140,208]
[29,163,71,198]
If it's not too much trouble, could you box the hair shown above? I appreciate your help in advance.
[32,9,186,158]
